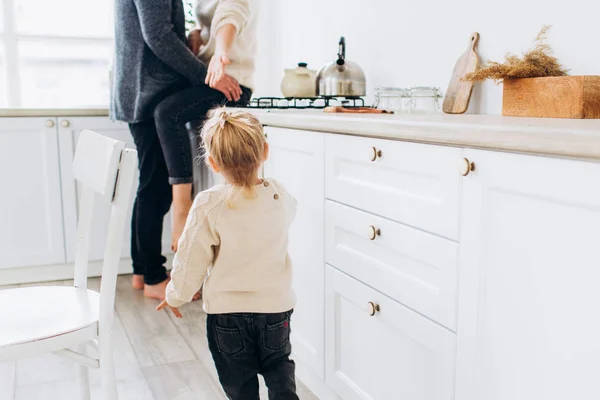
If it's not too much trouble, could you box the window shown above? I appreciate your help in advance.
[0,0,113,108]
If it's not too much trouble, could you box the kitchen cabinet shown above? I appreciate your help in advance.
[325,200,459,330]
[325,266,456,400]
[0,117,66,269]
[263,127,326,379]
[325,134,462,240]
[455,149,600,400]
[57,117,172,263]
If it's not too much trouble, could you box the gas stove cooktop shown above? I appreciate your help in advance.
[244,96,365,110]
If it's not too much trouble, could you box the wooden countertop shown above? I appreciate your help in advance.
[246,109,600,161]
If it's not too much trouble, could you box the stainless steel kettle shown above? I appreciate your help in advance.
[316,37,366,98]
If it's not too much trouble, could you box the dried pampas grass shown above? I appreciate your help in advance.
[463,26,568,83]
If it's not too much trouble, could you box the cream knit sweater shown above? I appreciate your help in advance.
[194,0,258,90]
[166,179,297,314]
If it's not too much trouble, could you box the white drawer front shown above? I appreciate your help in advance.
[325,266,456,400]
[326,201,459,330]
[325,134,462,240]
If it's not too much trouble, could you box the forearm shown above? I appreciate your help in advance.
[215,24,237,55]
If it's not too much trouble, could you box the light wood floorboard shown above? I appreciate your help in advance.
[0,276,318,399]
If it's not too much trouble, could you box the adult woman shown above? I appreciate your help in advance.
[154,0,257,258]
[112,0,256,299]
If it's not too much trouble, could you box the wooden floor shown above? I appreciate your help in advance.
[0,275,318,400]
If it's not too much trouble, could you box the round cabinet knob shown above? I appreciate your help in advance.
[45,119,55,128]
[61,119,70,128]
[370,146,382,162]
[368,225,381,240]
[367,301,380,316]
[460,158,475,176]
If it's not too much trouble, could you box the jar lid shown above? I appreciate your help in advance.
[375,87,408,96]
[298,62,308,68]
[409,86,442,97]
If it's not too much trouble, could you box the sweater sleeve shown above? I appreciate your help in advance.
[166,192,219,308]
[133,0,207,85]
[212,0,251,37]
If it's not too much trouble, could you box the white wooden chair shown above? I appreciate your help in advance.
[0,130,137,399]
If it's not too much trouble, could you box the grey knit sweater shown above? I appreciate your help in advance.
[110,0,208,123]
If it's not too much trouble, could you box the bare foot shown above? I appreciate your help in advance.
[144,278,170,301]
[192,289,202,302]
[132,274,144,290]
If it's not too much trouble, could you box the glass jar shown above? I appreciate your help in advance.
[373,87,408,113]
[407,87,443,114]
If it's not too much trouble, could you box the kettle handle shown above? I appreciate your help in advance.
[337,37,346,65]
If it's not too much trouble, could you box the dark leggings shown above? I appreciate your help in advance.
[154,85,252,185]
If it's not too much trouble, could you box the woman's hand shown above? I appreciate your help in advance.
[157,300,183,318]
[205,52,231,88]
[187,28,203,55]
[212,73,242,102]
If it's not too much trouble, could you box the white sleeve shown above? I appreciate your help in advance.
[165,192,219,308]
[212,0,251,36]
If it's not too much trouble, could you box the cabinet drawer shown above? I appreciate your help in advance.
[326,201,459,330]
[325,266,456,400]
[325,134,462,240]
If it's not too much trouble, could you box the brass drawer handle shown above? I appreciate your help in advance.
[460,158,475,176]
[368,225,381,240]
[61,119,70,128]
[45,119,55,128]
[367,301,380,316]
[370,146,382,162]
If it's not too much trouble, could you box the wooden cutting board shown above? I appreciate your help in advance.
[323,106,393,114]
[442,32,480,114]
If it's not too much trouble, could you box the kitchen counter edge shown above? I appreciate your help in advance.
[247,109,600,161]
[0,108,109,117]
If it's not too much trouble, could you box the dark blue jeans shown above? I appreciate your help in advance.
[207,310,299,400]
[128,84,251,284]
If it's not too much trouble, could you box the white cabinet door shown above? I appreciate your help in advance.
[0,117,66,269]
[264,127,325,379]
[57,117,172,263]
[325,134,462,240]
[456,150,600,400]
[325,266,456,400]
[325,200,459,330]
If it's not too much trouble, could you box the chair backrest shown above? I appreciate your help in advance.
[72,130,137,333]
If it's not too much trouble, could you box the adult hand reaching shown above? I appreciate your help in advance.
[205,52,231,88]
[187,28,203,55]
[211,73,242,102]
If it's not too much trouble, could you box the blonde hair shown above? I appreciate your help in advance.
[201,107,265,197]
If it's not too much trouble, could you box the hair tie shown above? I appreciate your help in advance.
[218,111,228,128]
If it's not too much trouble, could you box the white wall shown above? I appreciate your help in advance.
[253,0,600,114]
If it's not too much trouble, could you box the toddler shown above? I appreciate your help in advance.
[157,108,299,400]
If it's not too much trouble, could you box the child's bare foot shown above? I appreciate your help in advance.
[132,274,144,290]
[144,278,170,300]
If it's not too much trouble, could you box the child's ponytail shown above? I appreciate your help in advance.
[201,107,266,202]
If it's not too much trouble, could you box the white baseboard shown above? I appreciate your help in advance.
[294,358,339,400]
[0,255,174,286]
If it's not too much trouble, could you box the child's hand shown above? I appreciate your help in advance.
[156,300,182,318]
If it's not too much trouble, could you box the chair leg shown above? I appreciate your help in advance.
[76,344,91,400]
[99,336,117,399]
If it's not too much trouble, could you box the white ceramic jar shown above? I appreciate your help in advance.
[281,63,317,98]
